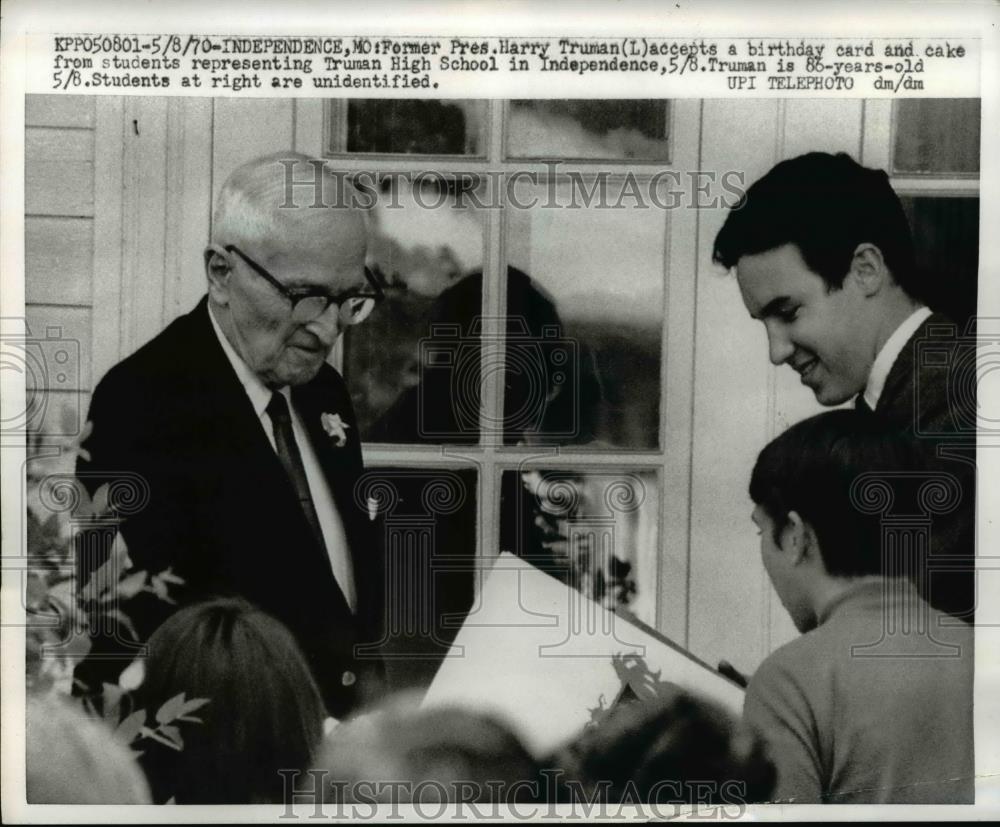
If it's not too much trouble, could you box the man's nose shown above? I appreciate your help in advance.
[306,304,343,346]
[766,325,795,366]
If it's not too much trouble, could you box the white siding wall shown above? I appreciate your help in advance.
[25,95,96,437]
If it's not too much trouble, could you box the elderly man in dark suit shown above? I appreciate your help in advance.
[713,151,976,623]
[78,153,385,716]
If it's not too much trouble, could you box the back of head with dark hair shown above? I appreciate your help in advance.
[713,152,919,298]
[749,410,925,578]
[549,687,774,805]
[136,597,327,804]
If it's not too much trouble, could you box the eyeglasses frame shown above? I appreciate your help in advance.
[224,244,384,324]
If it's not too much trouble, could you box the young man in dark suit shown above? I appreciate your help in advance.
[77,153,386,716]
[713,152,976,622]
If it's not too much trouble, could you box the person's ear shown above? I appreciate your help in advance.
[205,244,233,306]
[846,243,890,297]
[780,510,810,565]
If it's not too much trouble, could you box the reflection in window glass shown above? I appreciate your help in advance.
[500,468,659,627]
[345,176,486,442]
[900,196,979,327]
[893,99,980,174]
[360,467,477,692]
[506,179,665,449]
[338,100,486,155]
[506,100,670,160]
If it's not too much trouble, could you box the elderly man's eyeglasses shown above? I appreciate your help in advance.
[225,245,384,326]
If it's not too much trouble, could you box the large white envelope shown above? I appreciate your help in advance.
[422,553,744,756]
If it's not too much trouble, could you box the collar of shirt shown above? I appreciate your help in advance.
[816,577,920,627]
[208,303,282,419]
[862,305,932,411]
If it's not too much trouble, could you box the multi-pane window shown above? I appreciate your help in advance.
[889,99,980,327]
[326,97,981,689]
[326,99,682,687]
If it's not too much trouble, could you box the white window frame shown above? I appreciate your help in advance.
[296,98,702,644]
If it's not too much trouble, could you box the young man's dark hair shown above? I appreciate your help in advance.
[749,409,923,579]
[548,686,775,805]
[713,152,920,300]
[743,410,973,804]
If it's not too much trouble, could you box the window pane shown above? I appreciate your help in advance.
[362,467,477,692]
[500,468,659,628]
[506,100,670,160]
[345,175,487,443]
[893,99,980,174]
[900,195,979,327]
[505,178,665,448]
[336,100,486,155]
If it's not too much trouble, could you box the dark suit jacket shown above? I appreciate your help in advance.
[77,298,385,716]
[866,312,976,621]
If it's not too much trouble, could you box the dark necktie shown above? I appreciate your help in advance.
[266,391,326,553]
[856,395,874,416]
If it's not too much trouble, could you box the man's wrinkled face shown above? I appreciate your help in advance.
[737,244,875,406]
[215,211,368,388]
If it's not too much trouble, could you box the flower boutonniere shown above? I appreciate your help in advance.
[320,412,350,447]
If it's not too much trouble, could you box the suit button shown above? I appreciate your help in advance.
[341,670,356,687]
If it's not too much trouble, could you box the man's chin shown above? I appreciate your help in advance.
[812,383,856,407]
[275,360,325,388]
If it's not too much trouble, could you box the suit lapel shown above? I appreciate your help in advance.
[187,300,291,488]
[875,312,952,431]
[188,302,355,618]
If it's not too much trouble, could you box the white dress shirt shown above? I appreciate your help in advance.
[208,306,357,612]
[862,306,933,411]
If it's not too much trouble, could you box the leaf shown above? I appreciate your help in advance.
[91,484,110,517]
[45,581,77,623]
[47,577,76,607]
[118,658,145,691]
[114,709,146,745]
[178,696,210,717]
[159,724,184,750]
[110,531,131,570]
[148,576,169,602]
[155,692,187,725]
[155,567,185,586]
[141,727,183,751]
[148,574,178,605]
[104,608,138,642]
[116,570,148,600]
[69,480,97,519]
[81,556,119,604]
